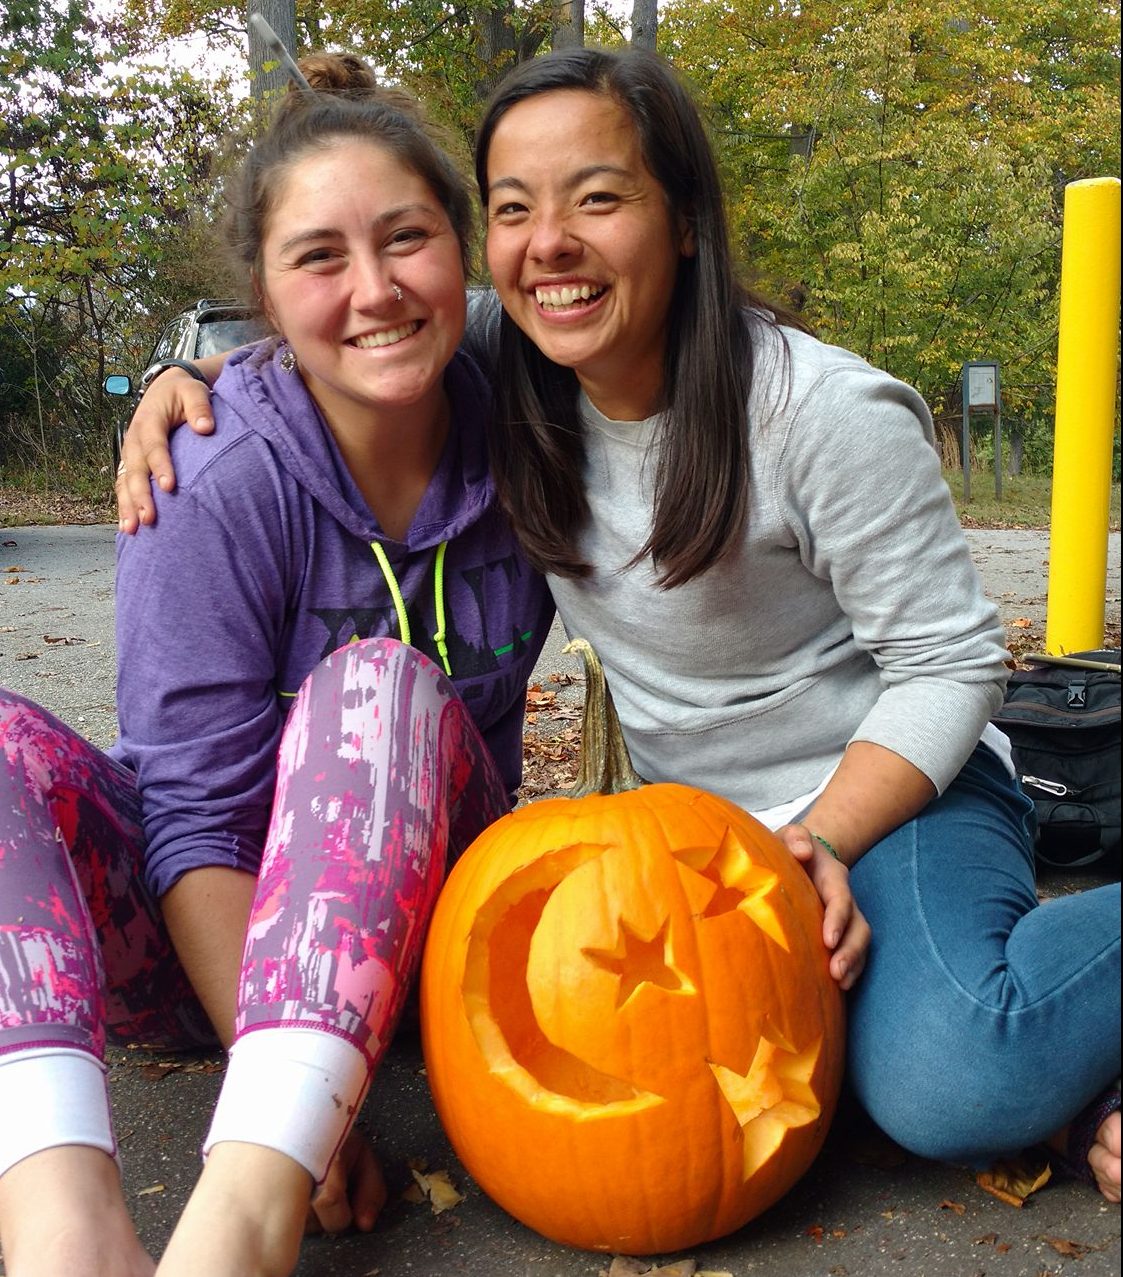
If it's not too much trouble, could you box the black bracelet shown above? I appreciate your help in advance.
[139,359,211,394]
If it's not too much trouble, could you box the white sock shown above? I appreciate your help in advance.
[0,1047,115,1179]
[204,1027,371,1184]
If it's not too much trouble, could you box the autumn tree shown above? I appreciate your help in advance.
[128,0,601,142]
[1,0,240,473]
[660,0,1121,449]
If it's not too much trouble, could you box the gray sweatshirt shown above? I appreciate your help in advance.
[547,319,1010,813]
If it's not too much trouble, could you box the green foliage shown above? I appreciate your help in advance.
[125,0,575,143]
[0,0,244,476]
[3,0,1119,496]
[660,0,1122,423]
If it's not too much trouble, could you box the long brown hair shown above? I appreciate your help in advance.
[476,47,808,587]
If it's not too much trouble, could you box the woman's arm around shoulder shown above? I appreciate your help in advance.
[116,352,229,531]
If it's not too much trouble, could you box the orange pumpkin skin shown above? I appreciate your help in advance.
[420,781,845,1255]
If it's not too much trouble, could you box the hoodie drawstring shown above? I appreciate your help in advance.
[371,541,453,677]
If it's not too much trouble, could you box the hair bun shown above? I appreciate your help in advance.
[297,52,378,94]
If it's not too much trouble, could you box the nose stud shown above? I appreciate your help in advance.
[392,284,403,303]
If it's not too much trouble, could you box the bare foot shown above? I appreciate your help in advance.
[1048,1105,1122,1203]
[1089,1109,1121,1204]
[0,1146,155,1277]
[155,1143,311,1277]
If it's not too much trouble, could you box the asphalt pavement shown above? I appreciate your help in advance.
[0,523,1120,1277]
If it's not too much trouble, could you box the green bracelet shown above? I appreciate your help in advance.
[810,832,840,861]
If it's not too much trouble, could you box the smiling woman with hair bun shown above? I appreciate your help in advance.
[0,51,552,1277]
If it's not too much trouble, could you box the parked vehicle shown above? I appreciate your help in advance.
[104,299,265,465]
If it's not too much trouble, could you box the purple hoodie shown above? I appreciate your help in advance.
[111,341,554,897]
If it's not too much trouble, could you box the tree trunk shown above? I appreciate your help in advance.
[473,5,550,103]
[246,0,299,102]
[553,0,585,49]
[631,0,657,50]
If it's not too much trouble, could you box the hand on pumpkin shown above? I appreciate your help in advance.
[776,824,870,991]
[305,1128,387,1236]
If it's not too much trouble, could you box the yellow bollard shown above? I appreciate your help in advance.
[1046,177,1121,655]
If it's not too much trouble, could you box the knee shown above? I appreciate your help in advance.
[0,689,51,738]
[0,692,65,782]
[302,638,448,703]
[847,1008,1046,1162]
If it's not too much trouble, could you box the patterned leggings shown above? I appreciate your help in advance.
[0,639,509,1174]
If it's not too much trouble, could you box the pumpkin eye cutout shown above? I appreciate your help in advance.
[421,644,845,1254]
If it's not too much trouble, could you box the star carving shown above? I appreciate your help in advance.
[674,828,791,951]
[582,917,690,1008]
[709,1022,823,1180]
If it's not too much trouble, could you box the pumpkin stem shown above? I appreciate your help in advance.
[564,638,646,798]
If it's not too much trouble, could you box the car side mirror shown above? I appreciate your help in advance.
[104,374,133,397]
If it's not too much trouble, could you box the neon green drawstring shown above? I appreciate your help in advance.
[371,541,452,677]
[431,541,451,676]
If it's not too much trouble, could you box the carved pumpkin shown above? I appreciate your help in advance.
[420,640,845,1254]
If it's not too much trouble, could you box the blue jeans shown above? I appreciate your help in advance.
[847,743,1121,1163]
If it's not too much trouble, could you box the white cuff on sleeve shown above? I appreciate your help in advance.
[0,1047,115,1180]
[204,1027,371,1185]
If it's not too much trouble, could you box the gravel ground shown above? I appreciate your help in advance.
[0,523,1119,1277]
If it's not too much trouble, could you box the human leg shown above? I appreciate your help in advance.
[0,691,211,1277]
[846,743,1121,1173]
[157,639,511,1277]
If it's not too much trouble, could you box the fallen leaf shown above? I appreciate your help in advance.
[647,1263,696,1277]
[183,1058,224,1073]
[399,1181,425,1204]
[976,1154,1051,1207]
[1040,1236,1092,1258]
[806,1223,825,1243]
[5,565,26,572]
[139,1062,183,1080]
[938,1199,966,1214]
[43,634,87,645]
[410,1167,463,1214]
[14,653,38,661]
[606,1259,649,1277]
[1011,617,1033,628]
[974,1233,1000,1245]
[137,1183,165,1196]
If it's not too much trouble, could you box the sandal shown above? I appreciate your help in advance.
[1051,1084,1121,1185]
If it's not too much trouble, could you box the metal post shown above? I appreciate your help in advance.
[1045,177,1122,654]
[961,384,971,502]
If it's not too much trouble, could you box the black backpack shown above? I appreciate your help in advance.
[991,651,1121,875]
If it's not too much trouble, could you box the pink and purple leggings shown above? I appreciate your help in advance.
[0,639,509,1182]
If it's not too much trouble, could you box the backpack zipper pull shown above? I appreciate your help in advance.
[1021,775,1069,796]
